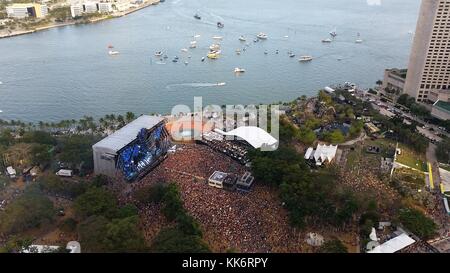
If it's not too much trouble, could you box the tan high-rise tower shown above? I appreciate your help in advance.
[404,0,450,103]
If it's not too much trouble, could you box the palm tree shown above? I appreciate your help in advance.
[125,112,135,123]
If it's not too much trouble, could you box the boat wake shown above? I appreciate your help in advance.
[166,82,226,90]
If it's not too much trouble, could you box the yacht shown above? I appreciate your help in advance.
[108,50,119,56]
[299,55,313,62]
[256,32,268,39]
[322,38,332,43]
[234,67,246,73]
[217,22,224,28]
[355,33,363,43]
[194,14,201,20]
[209,44,221,51]
[329,27,337,37]
[238,36,246,42]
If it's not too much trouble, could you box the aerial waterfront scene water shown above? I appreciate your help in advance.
[1,0,450,259]
[0,0,421,122]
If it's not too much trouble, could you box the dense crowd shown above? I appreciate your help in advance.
[120,144,309,252]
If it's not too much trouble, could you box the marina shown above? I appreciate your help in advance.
[0,0,421,122]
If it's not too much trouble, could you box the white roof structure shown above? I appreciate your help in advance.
[6,166,16,175]
[367,233,415,253]
[313,144,338,165]
[214,126,278,149]
[304,147,314,160]
[93,115,164,153]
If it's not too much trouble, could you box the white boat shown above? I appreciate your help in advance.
[217,82,226,86]
[299,56,313,62]
[330,27,337,37]
[234,67,246,73]
[256,32,268,39]
[189,41,197,48]
[284,35,289,38]
[193,34,201,38]
[238,36,246,42]
[212,36,223,40]
[0,110,2,113]
[108,50,119,55]
[181,48,188,52]
[155,51,163,57]
[209,44,221,51]
[236,49,241,55]
[355,33,363,43]
[0,81,2,85]
[322,38,332,43]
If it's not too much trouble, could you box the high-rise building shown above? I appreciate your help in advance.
[404,0,450,104]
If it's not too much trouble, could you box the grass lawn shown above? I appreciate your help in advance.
[364,138,396,158]
[396,144,427,172]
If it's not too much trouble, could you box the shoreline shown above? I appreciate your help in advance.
[0,0,160,40]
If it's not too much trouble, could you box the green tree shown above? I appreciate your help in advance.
[324,130,345,144]
[0,193,55,234]
[298,127,316,145]
[151,227,210,253]
[22,131,56,146]
[74,187,118,219]
[398,208,437,239]
[30,144,52,167]
[318,239,348,253]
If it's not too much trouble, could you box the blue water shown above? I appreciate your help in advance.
[0,0,421,122]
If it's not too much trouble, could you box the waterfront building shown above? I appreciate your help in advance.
[403,0,450,104]
[6,3,48,19]
[382,68,407,95]
[83,2,99,13]
[115,0,131,12]
[70,4,83,17]
[98,2,113,13]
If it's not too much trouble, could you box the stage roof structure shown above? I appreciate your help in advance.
[214,126,278,149]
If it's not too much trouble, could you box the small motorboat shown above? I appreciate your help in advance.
[107,44,114,49]
[299,55,313,62]
[172,58,178,63]
[181,48,188,52]
[322,38,332,43]
[184,61,189,65]
[217,22,224,28]
[155,51,163,57]
[209,44,221,51]
[289,53,296,58]
[264,51,268,55]
[238,36,246,42]
[190,41,197,48]
[256,32,268,39]
[284,35,289,38]
[253,38,258,43]
[194,14,201,20]
[212,36,223,40]
[330,27,337,37]
[234,67,246,73]
[236,49,241,55]
[108,50,119,55]
[201,57,205,62]
[217,82,226,86]
[275,50,279,54]
[193,34,201,38]
[355,33,363,43]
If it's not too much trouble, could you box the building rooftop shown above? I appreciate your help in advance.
[434,100,450,114]
[214,126,278,149]
[92,115,164,153]
[388,68,408,79]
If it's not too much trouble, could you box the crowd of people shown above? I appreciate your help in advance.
[120,144,309,252]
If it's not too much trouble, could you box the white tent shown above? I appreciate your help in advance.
[313,144,338,166]
[214,126,278,149]
[367,233,415,253]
